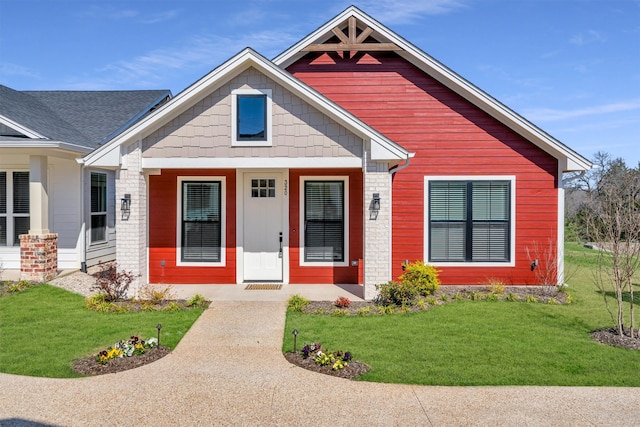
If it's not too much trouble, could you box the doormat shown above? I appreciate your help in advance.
[244,283,282,290]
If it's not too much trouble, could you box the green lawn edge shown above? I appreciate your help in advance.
[0,285,204,378]
[283,242,640,386]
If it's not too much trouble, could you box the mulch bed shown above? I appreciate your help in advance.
[73,347,171,376]
[283,352,370,380]
[591,328,640,350]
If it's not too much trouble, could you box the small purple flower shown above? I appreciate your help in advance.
[343,352,352,362]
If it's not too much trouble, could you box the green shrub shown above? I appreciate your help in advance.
[399,261,440,295]
[525,295,539,303]
[331,308,347,316]
[439,294,449,302]
[375,281,418,306]
[486,279,506,295]
[469,292,484,301]
[287,294,310,312]
[162,301,183,312]
[452,292,464,301]
[486,293,499,302]
[8,280,34,294]
[187,293,209,308]
[356,306,372,316]
[505,293,520,302]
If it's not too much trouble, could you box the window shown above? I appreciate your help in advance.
[427,178,512,263]
[180,180,223,263]
[90,172,107,243]
[302,179,348,264]
[0,171,29,246]
[231,89,272,146]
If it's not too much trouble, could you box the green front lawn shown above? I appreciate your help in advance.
[283,242,640,386]
[0,285,204,378]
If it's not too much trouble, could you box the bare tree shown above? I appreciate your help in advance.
[583,159,640,338]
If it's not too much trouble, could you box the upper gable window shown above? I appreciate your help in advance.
[232,89,272,147]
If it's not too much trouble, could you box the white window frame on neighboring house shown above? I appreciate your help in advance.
[231,88,272,147]
[0,170,30,247]
[424,176,516,267]
[90,172,107,244]
[176,176,226,266]
[299,176,349,267]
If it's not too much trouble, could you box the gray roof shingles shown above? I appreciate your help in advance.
[0,85,170,151]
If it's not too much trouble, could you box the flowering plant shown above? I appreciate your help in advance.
[95,335,158,365]
[301,342,352,370]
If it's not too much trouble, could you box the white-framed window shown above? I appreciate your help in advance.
[231,88,272,147]
[300,176,349,266]
[90,172,107,243]
[0,171,29,246]
[424,176,515,266]
[177,176,226,266]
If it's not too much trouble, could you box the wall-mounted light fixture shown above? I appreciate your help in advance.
[531,259,539,271]
[372,193,381,211]
[121,194,131,212]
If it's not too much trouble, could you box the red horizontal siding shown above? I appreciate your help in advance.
[289,51,559,286]
[148,169,236,284]
[289,168,363,284]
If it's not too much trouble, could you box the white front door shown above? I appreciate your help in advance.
[243,173,284,281]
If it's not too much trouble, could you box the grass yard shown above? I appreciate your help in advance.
[0,285,204,378]
[283,242,640,386]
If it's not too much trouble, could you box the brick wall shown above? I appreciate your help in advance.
[363,157,391,300]
[116,142,147,296]
[19,233,58,282]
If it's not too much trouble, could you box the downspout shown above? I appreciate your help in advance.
[388,154,411,280]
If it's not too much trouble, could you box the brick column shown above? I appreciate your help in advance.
[363,157,392,300]
[116,141,147,297]
[20,233,58,282]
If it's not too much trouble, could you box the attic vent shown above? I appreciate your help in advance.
[303,16,402,53]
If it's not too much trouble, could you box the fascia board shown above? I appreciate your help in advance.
[0,139,91,154]
[0,114,46,139]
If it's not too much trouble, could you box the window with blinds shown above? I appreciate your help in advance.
[0,171,29,246]
[429,180,510,262]
[90,172,107,243]
[304,181,344,262]
[0,172,6,245]
[181,181,222,262]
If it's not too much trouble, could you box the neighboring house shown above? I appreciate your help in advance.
[0,85,170,280]
[82,6,592,299]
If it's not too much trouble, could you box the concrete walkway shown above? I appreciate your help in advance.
[1,298,639,426]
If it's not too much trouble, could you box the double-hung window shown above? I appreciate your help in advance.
[301,177,348,265]
[90,172,107,243]
[179,179,224,264]
[427,178,513,264]
[231,89,272,146]
[0,171,29,246]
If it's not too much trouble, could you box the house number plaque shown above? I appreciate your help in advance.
[284,179,288,196]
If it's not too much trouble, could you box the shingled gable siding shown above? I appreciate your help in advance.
[147,169,236,284]
[288,51,558,286]
[142,68,362,160]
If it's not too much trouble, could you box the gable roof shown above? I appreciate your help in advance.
[0,84,170,154]
[274,6,592,172]
[82,48,410,167]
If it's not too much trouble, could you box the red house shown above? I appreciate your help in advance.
[82,7,591,299]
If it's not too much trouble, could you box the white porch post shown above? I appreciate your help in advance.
[363,154,392,300]
[116,141,148,296]
[28,155,49,234]
[20,155,58,282]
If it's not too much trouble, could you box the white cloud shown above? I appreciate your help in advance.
[524,99,640,122]
[0,63,40,80]
[66,29,299,90]
[356,0,467,23]
[569,30,605,46]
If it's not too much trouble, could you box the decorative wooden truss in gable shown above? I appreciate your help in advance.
[302,16,402,52]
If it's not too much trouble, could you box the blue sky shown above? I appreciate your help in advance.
[1,0,639,166]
